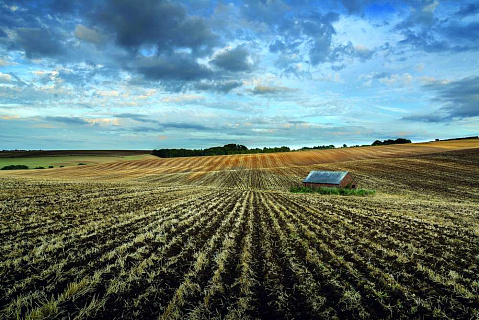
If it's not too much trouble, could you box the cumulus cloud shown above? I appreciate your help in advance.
[195,80,243,93]
[74,25,106,45]
[379,73,414,86]
[96,90,119,97]
[396,1,439,30]
[210,46,253,72]
[251,85,299,95]
[0,72,12,83]
[85,118,119,126]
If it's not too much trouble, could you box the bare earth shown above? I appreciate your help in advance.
[1,139,478,319]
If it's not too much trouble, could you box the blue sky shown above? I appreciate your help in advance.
[0,0,478,150]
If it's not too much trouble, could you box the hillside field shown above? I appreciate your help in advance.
[0,150,154,169]
[0,139,478,319]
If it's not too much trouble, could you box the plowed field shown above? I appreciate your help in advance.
[1,139,478,319]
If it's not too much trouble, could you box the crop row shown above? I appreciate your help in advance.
[1,179,478,319]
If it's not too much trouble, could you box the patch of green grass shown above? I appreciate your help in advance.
[0,154,153,169]
[290,186,375,196]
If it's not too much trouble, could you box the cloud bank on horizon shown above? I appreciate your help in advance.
[0,0,478,149]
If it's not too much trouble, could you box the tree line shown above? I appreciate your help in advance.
[152,138,412,158]
[152,144,291,158]
[371,138,411,146]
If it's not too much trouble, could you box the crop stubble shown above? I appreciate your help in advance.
[1,141,478,319]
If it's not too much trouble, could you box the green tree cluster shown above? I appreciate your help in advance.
[152,144,291,158]
[371,138,411,146]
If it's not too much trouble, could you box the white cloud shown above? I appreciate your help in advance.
[0,72,12,83]
[379,73,414,86]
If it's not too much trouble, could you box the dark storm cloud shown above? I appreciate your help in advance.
[301,12,340,66]
[338,0,436,15]
[241,0,291,26]
[395,4,437,30]
[130,122,210,133]
[442,22,479,41]
[117,114,211,131]
[399,25,479,53]
[195,80,243,93]
[162,122,210,130]
[402,76,479,122]
[94,0,218,55]
[455,3,479,18]
[13,28,64,59]
[116,113,158,123]
[239,1,354,69]
[251,85,299,95]
[130,126,164,133]
[210,46,253,72]
[339,0,372,14]
[394,1,479,53]
[45,116,89,125]
[134,54,212,82]
[431,77,479,118]
[401,113,447,123]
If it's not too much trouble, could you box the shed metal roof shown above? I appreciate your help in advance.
[303,171,349,184]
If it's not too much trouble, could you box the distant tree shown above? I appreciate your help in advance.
[1,165,29,170]
[372,138,412,146]
[343,144,347,148]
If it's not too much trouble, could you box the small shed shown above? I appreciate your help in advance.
[303,170,357,189]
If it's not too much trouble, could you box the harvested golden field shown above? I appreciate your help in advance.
[1,140,478,319]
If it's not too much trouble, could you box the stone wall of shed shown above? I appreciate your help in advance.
[303,182,339,189]
[339,173,357,188]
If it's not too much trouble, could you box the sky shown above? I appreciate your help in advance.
[0,0,478,150]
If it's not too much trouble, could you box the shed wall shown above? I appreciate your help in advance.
[339,173,357,188]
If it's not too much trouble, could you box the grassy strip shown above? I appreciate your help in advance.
[290,186,375,196]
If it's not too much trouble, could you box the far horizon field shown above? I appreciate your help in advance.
[0,152,155,169]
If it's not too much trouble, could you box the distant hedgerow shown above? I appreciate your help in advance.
[290,186,375,196]
[1,165,29,170]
